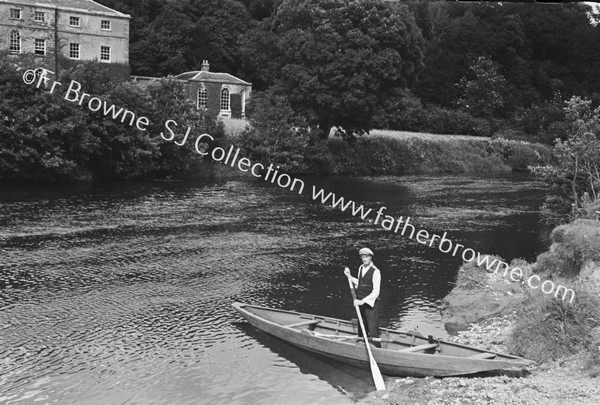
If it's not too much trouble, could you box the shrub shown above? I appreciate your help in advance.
[454,259,490,290]
[515,98,565,143]
[419,106,492,137]
[508,282,600,363]
[536,219,600,278]
[240,90,330,173]
[420,105,446,134]
[546,121,569,142]
[374,88,426,131]
[509,145,541,171]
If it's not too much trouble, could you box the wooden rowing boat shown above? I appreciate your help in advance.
[232,302,534,377]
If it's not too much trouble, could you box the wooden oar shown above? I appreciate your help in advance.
[346,273,386,391]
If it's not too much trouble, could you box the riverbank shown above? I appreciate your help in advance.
[359,215,600,405]
[327,134,553,175]
[360,314,600,405]
[230,120,555,177]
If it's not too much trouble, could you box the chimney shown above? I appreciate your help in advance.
[201,60,209,72]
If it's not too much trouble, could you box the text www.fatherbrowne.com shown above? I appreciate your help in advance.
[311,190,575,303]
[23,67,576,303]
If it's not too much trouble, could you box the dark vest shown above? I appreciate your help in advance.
[356,264,377,300]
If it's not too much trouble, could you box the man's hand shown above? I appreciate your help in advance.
[353,299,364,306]
[344,267,351,277]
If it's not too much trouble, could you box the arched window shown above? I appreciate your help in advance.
[241,90,246,117]
[220,87,230,111]
[197,86,207,109]
[9,31,21,54]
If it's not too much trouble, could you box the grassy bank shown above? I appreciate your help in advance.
[361,214,600,404]
[446,214,600,363]
[324,134,554,175]
[230,118,555,176]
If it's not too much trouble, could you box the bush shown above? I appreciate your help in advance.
[509,145,542,171]
[419,106,492,137]
[374,89,494,137]
[454,259,490,290]
[325,136,544,175]
[515,98,566,144]
[239,90,331,173]
[0,56,226,182]
[536,219,600,278]
[373,88,426,132]
[509,282,600,363]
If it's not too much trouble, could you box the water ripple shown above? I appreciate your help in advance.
[0,175,547,404]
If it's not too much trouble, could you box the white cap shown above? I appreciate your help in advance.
[359,247,374,256]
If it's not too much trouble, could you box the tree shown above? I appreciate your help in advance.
[557,97,600,201]
[535,96,600,223]
[125,0,253,77]
[241,0,424,139]
[455,56,508,119]
[0,57,93,181]
[0,56,226,182]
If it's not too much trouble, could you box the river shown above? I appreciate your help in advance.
[0,173,548,404]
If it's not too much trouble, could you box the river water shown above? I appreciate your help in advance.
[0,173,548,404]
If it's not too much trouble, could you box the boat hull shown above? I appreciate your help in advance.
[232,302,533,377]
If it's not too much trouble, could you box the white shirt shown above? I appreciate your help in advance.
[350,263,381,308]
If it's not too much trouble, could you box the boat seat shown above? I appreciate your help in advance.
[397,343,439,353]
[285,319,320,328]
[467,352,497,359]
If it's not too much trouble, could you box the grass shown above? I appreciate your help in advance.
[370,128,489,142]
[233,122,555,175]
[508,282,600,364]
[536,218,600,277]
[326,135,554,175]
[454,259,491,290]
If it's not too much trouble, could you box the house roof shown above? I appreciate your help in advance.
[174,71,252,86]
[5,0,130,18]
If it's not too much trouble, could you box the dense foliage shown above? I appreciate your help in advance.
[533,96,600,223]
[3,1,600,182]
[96,0,600,140]
[0,58,223,182]
[240,0,425,138]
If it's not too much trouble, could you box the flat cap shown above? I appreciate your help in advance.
[358,247,374,256]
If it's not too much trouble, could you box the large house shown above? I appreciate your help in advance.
[0,0,130,66]
[133,61,252,119]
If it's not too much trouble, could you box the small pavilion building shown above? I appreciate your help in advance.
[133,60,252,119]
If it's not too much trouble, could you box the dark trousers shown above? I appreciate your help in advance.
[358,300,380,347]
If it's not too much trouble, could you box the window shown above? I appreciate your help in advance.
[9,31,21,54]
[35,39,46,55]
[69,16,80,27]
[198,87,207,109]
[220,88,230,111]
[34,11,45,22]
[101,20,111,30]
[9,9,21,19]
[69,43,80,59]
[100,46,110,62]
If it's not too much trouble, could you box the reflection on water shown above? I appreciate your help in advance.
[0,174,547,403]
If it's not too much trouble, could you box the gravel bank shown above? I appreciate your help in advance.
[359,315,600,405]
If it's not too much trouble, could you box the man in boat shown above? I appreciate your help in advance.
[344,247,381,348]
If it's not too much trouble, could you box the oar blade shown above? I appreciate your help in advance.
[369,355,386,391]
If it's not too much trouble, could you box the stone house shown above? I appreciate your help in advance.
[0,0,130,69]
